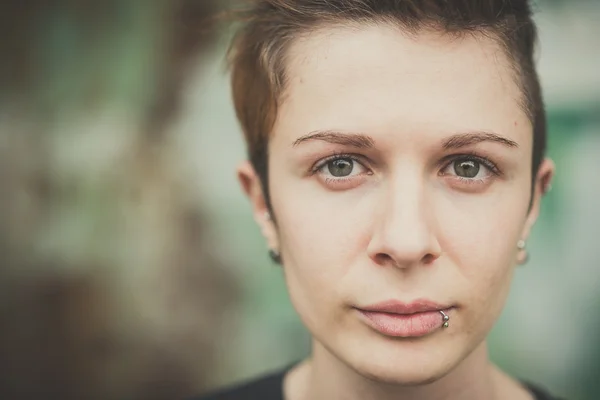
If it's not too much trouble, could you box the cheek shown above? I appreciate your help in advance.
[438,178,528,268]
[272,168,372,273]
[271,185,372,328]
[437,190,526,330]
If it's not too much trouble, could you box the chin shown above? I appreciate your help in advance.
[335,333,460,386]
[352,356,452,386]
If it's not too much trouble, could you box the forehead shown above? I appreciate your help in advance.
[273,23,529,146]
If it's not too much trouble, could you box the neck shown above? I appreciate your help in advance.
[287,340,499,400]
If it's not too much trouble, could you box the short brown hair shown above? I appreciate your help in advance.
[228,0,547,204]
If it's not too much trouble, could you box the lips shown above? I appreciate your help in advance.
[355,299,453,338]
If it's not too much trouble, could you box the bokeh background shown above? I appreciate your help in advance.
[0,1,598,399]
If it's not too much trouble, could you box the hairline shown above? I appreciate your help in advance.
[266,20,535,147]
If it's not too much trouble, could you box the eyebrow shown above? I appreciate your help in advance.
[292,130,518,150]
[292,130,375,148]
[442,132,518,149]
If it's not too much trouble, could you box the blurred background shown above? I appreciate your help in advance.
[0,1,598,399]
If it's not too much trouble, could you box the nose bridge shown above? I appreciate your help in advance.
[369,166,440,266]
[384,171,429,237]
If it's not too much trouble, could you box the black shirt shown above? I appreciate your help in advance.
[194,368,566,400]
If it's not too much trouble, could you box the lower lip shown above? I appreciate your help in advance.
[357,309,448,338]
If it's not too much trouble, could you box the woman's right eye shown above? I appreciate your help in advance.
[317,156,367,179]
[312,154,372,190]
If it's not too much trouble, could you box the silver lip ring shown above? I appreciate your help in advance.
[440,310,450,328]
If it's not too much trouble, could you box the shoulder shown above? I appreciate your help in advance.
[190,369,287,400]
[523,381,568,400]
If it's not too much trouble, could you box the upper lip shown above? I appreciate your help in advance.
[356,299,452,315]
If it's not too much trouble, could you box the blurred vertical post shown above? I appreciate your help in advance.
[0,1,237,399]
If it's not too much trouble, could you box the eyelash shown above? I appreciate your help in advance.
[311,152,501,179]
[310,152,367,175]
[440,152,501,176]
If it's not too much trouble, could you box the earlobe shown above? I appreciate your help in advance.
[516,240,529,265]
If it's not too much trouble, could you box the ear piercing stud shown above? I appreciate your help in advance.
[268,249,281,264]
[517,240,529,265]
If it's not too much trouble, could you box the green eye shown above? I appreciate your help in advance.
[327,158,354,177]
[453,160,480,178]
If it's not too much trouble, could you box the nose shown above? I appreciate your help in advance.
[366,173,442,269]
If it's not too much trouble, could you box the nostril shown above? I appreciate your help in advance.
[374,253,394,266]
[422,253,439,265]
[372,252,439,267]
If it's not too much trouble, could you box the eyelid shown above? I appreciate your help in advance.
[310,151,500,178]
[440,152,501,176]
[311,152,370,174]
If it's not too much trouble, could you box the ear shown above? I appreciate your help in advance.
[237,160,279,251]
[520,158,555,242]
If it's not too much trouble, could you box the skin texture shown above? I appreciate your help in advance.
[239,23,554,400]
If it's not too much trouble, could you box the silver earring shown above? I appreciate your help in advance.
[440,310,449,328]
[517,240,529,265]
[264,211,271,221]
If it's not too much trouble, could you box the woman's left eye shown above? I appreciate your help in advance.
[441,156,497,181]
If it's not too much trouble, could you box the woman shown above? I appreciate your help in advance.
[198,0,562,399]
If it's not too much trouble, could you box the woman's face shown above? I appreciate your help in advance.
[240,24,553,384]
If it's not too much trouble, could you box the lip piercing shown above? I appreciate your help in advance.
[440,310,449,328]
